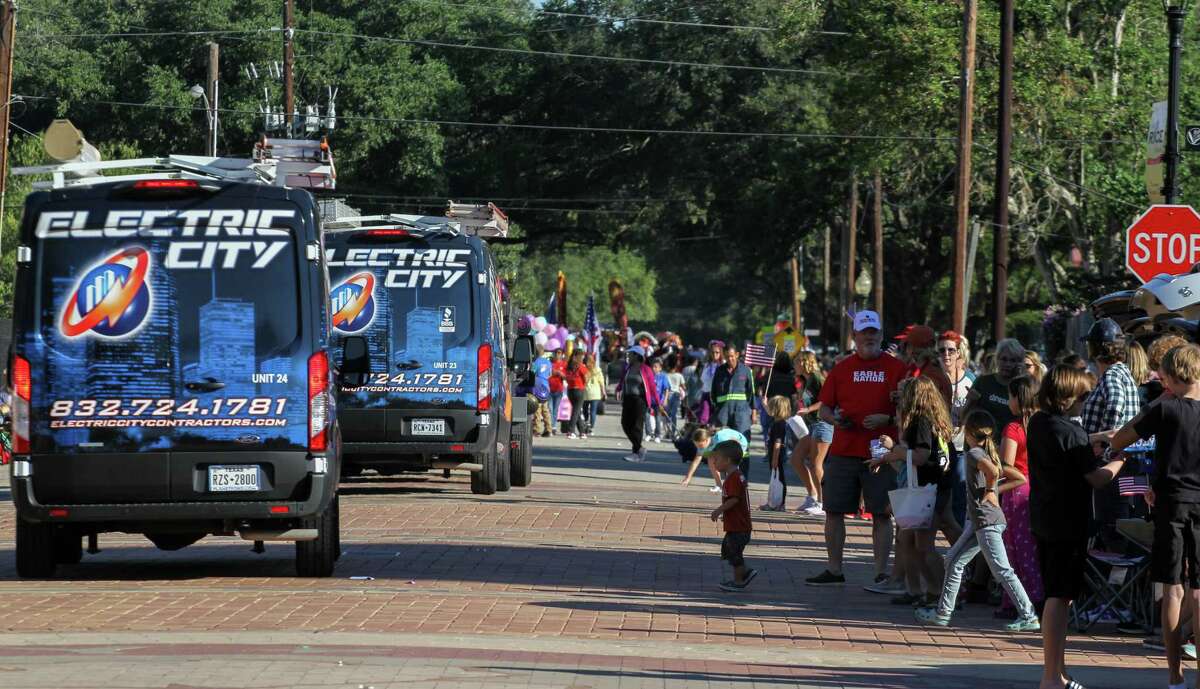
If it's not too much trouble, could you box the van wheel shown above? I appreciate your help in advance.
[295,496,338,577]
[16,518,56,578]
[53,531,83,565]
[470,451,498,495]
[497,437,512,493]
[510,421,533,488]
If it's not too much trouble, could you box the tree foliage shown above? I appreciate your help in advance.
[2,1,1192,347]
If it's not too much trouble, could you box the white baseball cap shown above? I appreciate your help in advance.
[853,310,882,332]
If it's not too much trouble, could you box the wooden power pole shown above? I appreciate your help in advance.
[206,42,219,156]
[789,254,802,333]
[992,0,1013,340]
[841,175,858,351]
[873,171,884,317]
[0,1,17,238]
[951,0,977,334]
[283,0,295,136]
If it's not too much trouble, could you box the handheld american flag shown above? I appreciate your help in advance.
[744,342,777,368]
[583,295,602,358]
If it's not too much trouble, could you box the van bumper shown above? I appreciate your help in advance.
[343,420,499,470]
[10,464,335,524]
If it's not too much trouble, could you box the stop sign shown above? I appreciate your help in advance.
[1126,205,1200,282]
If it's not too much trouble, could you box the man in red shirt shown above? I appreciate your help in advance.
[806,310,908,587]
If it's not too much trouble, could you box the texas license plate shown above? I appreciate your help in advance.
[208,465,261,492]
[411,418,446,436]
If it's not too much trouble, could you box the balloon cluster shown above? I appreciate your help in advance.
[517,314,573,351]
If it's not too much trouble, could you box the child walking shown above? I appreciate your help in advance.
[709,439,757,592]
[915,409,1041,632]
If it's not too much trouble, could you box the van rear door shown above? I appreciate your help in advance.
[328,233,477,432]
[22,191,310,501]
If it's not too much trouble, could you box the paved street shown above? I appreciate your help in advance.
[0,409,1165,688]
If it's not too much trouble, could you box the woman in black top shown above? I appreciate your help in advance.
[1027,366,1127,689]
[874,376,954,607]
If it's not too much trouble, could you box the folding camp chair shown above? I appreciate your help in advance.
[1070,519,1155,633]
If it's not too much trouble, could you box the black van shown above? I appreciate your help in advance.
[326,206,532,494]
[8,177,341,578]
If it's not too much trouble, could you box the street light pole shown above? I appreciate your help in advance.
[1163,1,1188,204]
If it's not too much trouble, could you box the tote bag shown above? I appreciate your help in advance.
[766,468,785,510]
[888,450,936,529]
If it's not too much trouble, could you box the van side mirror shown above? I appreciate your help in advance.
[339,336,369,387]
[510,334,534,368]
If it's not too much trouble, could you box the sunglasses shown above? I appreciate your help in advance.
[937,347,958,354]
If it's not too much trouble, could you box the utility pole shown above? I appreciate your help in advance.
[283,0,295,137]
[951,0,977,334]
[206,42,219,156]
[991,0,1013,340]
[873,171,884,317]
[822,225,831,348]
[0,1,17,239]
[841,175,858,351]
[789,254,802,333]
[1163,1,1185,204]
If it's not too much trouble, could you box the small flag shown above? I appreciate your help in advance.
[583,295,602,358]
[1118,475,1151,496]
[744,342,777,368]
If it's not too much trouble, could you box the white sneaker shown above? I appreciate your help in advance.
[568,433,578,439]
[709,486,723,493]
[805,503,826,517]
[797,496,816,512]
[623,453,643,463]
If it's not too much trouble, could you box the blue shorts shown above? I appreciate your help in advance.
[810,420,834,444]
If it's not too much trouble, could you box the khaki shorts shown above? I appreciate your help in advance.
[821,454,895,516]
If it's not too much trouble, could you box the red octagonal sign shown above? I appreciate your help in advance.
[1126,205,1200,283]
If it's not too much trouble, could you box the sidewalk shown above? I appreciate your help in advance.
[0,406,1165,687]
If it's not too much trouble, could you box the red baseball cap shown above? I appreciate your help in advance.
[895,324,936,350]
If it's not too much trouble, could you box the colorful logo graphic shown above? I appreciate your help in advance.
[60,247,152,339]
[331,272,376,333]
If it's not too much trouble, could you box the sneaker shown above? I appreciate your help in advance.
[797,496,817,512]
[709,486,723,493]
[567,433,578,439]
[1184,642,1197,660]
[1005,617,1041,633]
[637,447,647,461]
[805,570,845,586]
[719,580,741,592]
[915,607,950,627]
[804,502,826,517]
[741,568,759,588]
[864,574,901,595]
[540,432,550,438]
[622,453,643,463]
[720,569,759,591]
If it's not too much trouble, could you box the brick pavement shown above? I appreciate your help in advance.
[0,411,1174,687]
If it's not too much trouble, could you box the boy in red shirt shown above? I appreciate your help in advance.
[710,440,757,591]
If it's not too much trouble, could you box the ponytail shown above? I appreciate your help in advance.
[963,409,1001,469]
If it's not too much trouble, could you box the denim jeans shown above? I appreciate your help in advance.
[666,392,681,424]
[951,450,967,528]
[937,520,1036,621]
[549,392,563,429]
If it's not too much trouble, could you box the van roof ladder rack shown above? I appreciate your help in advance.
[325,202,509,239]
[12,137,336,191]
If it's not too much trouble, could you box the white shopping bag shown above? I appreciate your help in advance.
[767,468,785,510]
[888,450,936,529]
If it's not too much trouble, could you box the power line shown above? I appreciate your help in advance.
[14,95,957,141]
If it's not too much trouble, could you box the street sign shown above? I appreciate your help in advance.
[1126,204,1200,282]
[1147,101,1167,204]
[1187,125,1200,151]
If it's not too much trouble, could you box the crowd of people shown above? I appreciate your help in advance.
[517,312,1200,688]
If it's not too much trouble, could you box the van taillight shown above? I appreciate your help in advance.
[477,343,493,412]
[11,355,30,454]
[364,228,411,238]
[133,179,199,190]
[308,351,329,452]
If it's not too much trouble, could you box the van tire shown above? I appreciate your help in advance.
[16,518,56,578]
[510,421,532,487]
[53,531,83,565]
[470,451,498,495]
[295,496,338,577]
[497,433,512,493]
